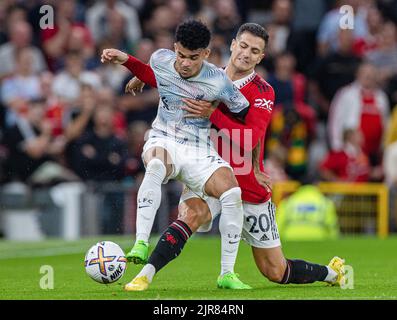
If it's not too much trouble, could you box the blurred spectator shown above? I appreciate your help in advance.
[41,0,94,71]
[267,52,307,106]
[288,0,327,73]
[168,0,190,25]
[328,62,390,166]
[0,20,47,80]
[266,101,313,181]
[309,28,362,122]
[276,184,340,240]
[41,71,67,138]
[316,0,368,57]
[267,51,316,136]
[126,120,149,182]
[319,129,373,182]
[365,21,397,86]
[52,50,102,106]
[353,4,384,57]
[143,5,177,38]
[0,3,28,46]
[97,86,128,140]
[87,0,141,52]
[266,0,293,60]
[266,52,316,180]
[1,47,41,127]
[64,84,96,145]
[2,98,60,182]
[70,105,127,181]
[152,30,174,50]
[212,0,241,45]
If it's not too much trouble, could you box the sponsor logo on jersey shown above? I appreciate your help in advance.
[254,98,273,112]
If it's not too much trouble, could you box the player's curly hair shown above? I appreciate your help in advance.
[175,20,211,50]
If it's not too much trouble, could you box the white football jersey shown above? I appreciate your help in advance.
[149,49,249,147]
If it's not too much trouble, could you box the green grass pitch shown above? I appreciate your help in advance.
[1,235,397,300]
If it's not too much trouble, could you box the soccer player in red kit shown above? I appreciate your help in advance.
[118,23,346,291]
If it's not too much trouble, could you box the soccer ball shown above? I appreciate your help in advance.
[84,241,127,284]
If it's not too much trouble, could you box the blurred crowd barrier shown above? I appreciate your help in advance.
[0,180,395,241]
[0,180,182,241]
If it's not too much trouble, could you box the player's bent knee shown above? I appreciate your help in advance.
[205,167,239,197]
[220,187,242,205]
[144,158,167,181]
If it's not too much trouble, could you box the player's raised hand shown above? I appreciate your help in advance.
[125,76,145,96]
[101,48,128,64]
[182,98,216,118]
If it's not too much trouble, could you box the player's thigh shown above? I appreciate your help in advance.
[142,146,174,178]
[179,146,235,198]
[204,166,239,198]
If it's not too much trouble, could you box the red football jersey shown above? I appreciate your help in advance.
[209,74,275,203]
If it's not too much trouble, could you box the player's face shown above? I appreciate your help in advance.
[230,32,265,73]
[174,42,210,78]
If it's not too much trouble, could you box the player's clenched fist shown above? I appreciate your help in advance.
[101,48,128,64]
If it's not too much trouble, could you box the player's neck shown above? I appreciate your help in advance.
[225,65,254,81]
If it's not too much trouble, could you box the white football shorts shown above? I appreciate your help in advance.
[180,188,281,248]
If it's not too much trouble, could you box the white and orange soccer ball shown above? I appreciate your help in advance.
[84,241,127,284]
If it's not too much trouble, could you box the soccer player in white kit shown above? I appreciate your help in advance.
[101,20,251,289]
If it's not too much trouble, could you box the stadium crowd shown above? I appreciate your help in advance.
[0,0,396,233]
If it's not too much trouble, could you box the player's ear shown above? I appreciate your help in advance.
[174,42,178,52]
[230,39,236,52]
[257,52,265,65]
[204,48,211,59]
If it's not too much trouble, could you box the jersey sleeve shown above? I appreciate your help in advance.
[217,72,249,114]
[122,55,157,88]
[209,84,275,152]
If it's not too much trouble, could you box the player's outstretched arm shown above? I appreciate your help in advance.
[101,48,157,88]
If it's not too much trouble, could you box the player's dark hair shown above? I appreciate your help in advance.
[236,23,269,50]
[175,20,211,50]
